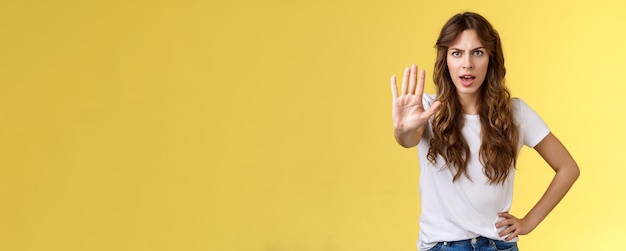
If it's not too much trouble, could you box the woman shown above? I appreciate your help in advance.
[390,12,579,251]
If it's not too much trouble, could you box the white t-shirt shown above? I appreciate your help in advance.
[416,94,550,251]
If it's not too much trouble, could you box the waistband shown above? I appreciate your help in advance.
[440,236,496,247]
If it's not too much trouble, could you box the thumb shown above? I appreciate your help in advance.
[424,101,441,118]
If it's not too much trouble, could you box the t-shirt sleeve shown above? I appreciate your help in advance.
[514,98,550,148]
[420,94,437,142]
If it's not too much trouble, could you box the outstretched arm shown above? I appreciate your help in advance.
[391,64,441,148]
[496,132,580,241]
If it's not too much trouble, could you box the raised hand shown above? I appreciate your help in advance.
[391,65,441,147]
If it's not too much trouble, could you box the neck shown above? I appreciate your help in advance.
[458,93,480,115]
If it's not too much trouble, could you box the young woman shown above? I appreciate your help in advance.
[390,12,579,251]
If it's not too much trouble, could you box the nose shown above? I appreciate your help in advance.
[462,54,473,69]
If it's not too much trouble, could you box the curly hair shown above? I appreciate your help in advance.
[427,12,519,184]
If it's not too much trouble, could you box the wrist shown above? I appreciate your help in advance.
[394,125,413,139]
[521,216,540,231]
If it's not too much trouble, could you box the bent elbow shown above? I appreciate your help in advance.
[571,163,581,181]
[565,162,580,183]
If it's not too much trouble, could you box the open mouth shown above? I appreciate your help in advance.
[460,74,475,87]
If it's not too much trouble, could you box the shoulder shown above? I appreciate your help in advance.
[510,97,550,147]
[510,97,530,116]
[510,97,523,110]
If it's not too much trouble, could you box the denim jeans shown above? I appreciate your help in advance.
[426,236,518,251]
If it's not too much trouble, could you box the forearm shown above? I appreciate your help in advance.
[523,162,580,229]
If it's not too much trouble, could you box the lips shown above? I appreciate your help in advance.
[459,74,476,87]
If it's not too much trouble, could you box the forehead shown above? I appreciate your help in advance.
[449,29,483,49]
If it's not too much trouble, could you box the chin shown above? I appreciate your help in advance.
[454,86,482,97]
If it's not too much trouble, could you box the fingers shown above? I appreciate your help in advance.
[398,65,426,96]
[408,65,417,94]
[505,233,518,241]
[496,218,517,240]
[415,68,426,97]
[391,75,398,98]
[495,212,513,229]
[501,226,519,241]
[496,212,520,241]
[496,218,513,231]
[408,65,418,94]
[401,67,410,94]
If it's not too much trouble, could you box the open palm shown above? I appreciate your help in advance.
[391,65,441,133]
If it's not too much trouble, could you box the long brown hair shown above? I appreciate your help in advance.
[427,12,519,184]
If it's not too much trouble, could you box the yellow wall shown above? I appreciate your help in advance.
[0,0,623,250]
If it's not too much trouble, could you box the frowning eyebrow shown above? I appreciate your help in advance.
[449,46,486,51]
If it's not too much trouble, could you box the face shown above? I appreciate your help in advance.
[446,29,489,100]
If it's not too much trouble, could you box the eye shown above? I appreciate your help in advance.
[451,51,461,57]
[473,50,485,56]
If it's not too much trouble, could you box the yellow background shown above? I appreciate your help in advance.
[0,0,623,250]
